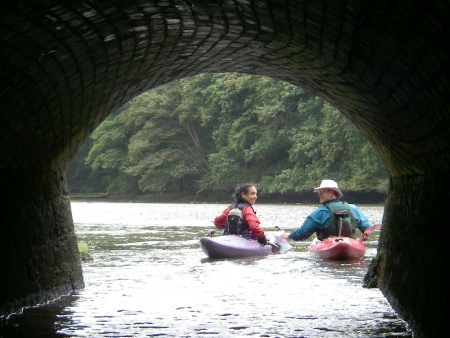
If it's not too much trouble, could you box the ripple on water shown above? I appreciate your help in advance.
[1,203,409,337]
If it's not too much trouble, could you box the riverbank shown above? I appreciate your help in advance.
[69,190,386,204]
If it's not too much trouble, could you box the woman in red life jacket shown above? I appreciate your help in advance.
[214,183,269,246]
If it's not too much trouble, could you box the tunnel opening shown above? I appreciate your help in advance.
[65,72,389,204]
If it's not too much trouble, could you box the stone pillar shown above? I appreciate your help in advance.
[365,173,447,338]
[0,168,84,317]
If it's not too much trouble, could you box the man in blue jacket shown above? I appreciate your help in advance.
[280,180,372,241]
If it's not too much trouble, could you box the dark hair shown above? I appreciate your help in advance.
[233,183,256,202]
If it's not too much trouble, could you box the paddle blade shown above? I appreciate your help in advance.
[278,242,292,254]
[359,223,382,242]
[269,242,292,254]
[270,243,280,254]
[266,233,292,254]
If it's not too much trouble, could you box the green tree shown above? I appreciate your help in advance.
[124,75,215,193]
[66,138,108,193]
[205,74,305,189]
[84,108,140,195]
[259,102,388,193]
[67,73,388,198]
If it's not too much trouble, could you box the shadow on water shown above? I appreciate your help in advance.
[0,295,78,338]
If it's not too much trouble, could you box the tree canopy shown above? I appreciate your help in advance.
[67,73,388,199]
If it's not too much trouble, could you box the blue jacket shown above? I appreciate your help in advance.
[289,201,372,241]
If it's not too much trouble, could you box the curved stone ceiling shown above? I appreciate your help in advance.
[1,1,448,175]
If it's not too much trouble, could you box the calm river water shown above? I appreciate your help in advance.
[1,202,410,338]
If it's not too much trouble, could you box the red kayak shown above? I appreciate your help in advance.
[309,224,382,261]
[309,237,366,260]
[200,233,292,259]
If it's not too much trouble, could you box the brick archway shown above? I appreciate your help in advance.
[1,2,448,337]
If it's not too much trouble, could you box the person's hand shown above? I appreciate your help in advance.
[280,233,290,240]
[257,235,269,246]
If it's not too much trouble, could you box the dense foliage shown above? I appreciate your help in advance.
[66,73,388,197]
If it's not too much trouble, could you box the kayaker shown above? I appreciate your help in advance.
[214,183,270,246]
[280,179,372,242]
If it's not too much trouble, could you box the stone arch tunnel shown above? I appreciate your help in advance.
[1,1,449,336]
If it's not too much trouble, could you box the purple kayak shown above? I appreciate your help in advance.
[200,234,291,259]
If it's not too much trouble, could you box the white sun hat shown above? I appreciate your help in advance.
[313,179,343,198]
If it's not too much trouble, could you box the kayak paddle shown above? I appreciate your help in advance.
[358,223,382,242]
[266,232,292,254]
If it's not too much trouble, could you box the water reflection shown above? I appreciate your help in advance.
[0,202,411,337]
[1,295,77,337]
